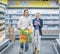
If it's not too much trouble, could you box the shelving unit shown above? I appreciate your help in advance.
[6,8,59,35]
[0,3,6,44]
[0,3,14,54]
[6,8,59,38]
[52,39,60,54]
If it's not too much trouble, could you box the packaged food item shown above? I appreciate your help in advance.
[0,14,3,16]
[0,25,5,29]
[1,30,5,33]
[0,7,4,11]
[0,20,3,26]
[0,34,6,43]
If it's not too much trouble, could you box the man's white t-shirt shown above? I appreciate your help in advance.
[18,16,32,29]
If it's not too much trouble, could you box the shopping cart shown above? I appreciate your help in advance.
[19,29,32,54]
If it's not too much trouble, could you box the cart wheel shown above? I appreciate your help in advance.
[19,52,21,54]
[33,52,36,54]
[33,47,37,54]
[37,50,40,54]
[19,51,23,54]
[33,52,35,54]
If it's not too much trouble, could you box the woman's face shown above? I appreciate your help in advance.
[36,13,40,19]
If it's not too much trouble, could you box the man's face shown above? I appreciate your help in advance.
[36,13,40,19]
[24,10,29,16]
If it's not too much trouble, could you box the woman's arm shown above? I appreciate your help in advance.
[40,19,43,28]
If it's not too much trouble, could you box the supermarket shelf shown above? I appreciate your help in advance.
[0,6,5,9]
[5,23,17,25]
[56,39,60,46]
[0,3,6,45]
[42,19,59,21]
[0,42,13,54]
[56,39,60,54]
[6,13,59,15]
[42,18,59,20]
[52,42,59,54]
[0,39,10,47]
[42,35,59,39]
[0,28,5,31]
[42,28,59,30]
[43,23,59,25]
[5,18,18,20]
[0,3,7,7]
[5,32,59,39]
[0,11,5,13]
[42,31,59,35]
[0,21,5,24]
[0,17,5,20]
[5,22,18,25]
[0,25,5,29]
[12,28,59,36]
[7,6,59,9]
[6,8,59,36]
[0,40,13,54]
[52,39,60,54]
[5,18,59,20]
[15,34,59,39]
[0,39,10,52]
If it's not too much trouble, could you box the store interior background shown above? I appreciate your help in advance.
[0,0,60,54]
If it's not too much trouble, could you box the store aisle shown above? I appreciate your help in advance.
[40,40,54,54]
[5,40,55,54]
[5,40,20,54]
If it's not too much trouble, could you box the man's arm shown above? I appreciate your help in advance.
[27,18,34,32]
[17,18,22,30]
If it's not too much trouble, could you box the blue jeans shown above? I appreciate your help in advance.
[20,42,29,52]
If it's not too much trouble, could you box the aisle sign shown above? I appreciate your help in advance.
[16,1,19,6]
[0,0,3,3]
[9,1,51,7]
[59,0,60,3]
[20,1,29,6]
[29,1,50,7]
[0,0,7,4]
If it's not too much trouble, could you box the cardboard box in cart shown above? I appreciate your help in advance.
[8,26,15,41]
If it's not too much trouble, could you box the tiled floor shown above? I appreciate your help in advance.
[5,40,55,54]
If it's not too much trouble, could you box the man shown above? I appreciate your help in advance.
[18,9,33,54]
[33,13,43,54]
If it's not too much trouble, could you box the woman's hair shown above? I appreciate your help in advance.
[35,12,40,16]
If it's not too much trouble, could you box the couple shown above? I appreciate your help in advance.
[18,9,43,54]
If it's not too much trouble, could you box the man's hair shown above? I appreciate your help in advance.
[24,9,28,13]
[36,12,40,15]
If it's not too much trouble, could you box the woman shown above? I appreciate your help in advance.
[33,13,43,54]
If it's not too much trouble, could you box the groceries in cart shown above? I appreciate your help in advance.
[20,27,33,43]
